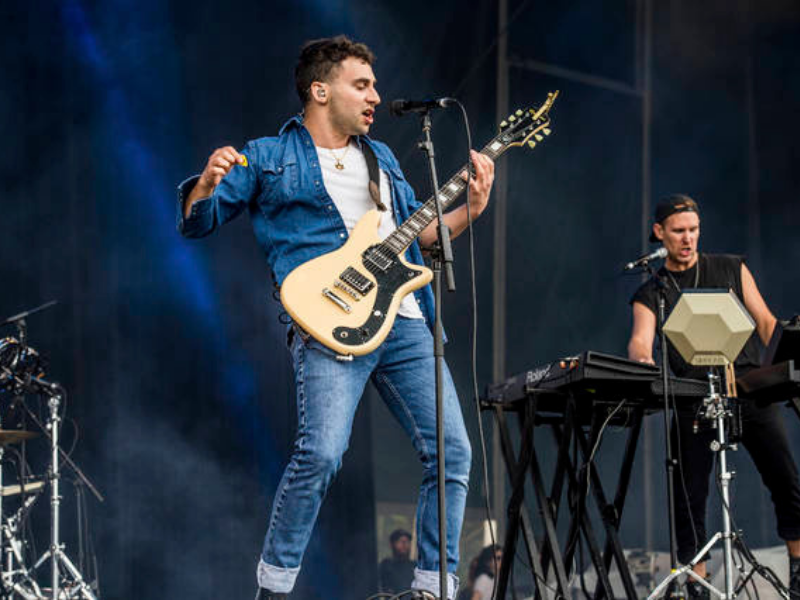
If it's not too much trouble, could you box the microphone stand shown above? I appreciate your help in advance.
[417,109,455,600]
[643,262,684,599]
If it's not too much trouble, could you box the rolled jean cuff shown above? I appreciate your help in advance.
[257,559,299,594]
[412,567,459,600]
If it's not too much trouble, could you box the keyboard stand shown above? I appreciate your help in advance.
[484,390,642,600]
[490,392,570,600]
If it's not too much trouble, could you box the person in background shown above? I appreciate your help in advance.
[470,545,502,600]
[378,529,416,594]
[627,194,800,599]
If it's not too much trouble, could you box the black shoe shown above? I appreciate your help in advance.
[790,556,800,598]
[255,589,287,600]
[685,578,710,600]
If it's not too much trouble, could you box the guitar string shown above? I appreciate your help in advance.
[371,110,550,258]
[379,111,550,255]
[376,144,501,257]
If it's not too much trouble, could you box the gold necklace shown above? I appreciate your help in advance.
[329,143,351,170]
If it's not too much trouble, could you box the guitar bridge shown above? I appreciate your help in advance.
[322,288,351,313]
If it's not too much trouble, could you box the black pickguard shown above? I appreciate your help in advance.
[332,255,423,347]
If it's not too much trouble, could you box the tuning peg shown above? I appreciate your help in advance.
[500,120,508,129]
[515,109,523,116]
[543,128,551,136]
[535,134,544,142]
[528,141,536,149]
[508,115,516,122]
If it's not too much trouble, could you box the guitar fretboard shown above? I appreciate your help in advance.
[378,133,514,256]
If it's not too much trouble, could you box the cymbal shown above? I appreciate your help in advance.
[0,430,39,445]
[0,480,44,497]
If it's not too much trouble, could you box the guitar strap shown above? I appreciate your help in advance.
[362,141,387,212]
[283,141,385,343]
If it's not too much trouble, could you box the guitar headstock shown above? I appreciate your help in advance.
[499,90,559,150]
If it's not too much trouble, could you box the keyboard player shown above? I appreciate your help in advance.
[626,194,800,599]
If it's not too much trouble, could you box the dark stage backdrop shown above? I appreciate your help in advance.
[2,1,800,598]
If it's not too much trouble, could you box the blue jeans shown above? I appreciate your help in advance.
[257,317,471,597]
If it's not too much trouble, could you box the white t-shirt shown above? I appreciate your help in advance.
[472,574,496,600]
[316,141,424,320]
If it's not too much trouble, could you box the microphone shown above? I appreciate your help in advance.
[623,247,668,271]
[389,97,454,116]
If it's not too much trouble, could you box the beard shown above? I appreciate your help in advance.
[328,97,369,137]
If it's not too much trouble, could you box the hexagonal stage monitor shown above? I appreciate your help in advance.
[663,289,755,366]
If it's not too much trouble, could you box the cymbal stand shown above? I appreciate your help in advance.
[0,393,45,599]
[3,493,45,599]
[29,391,97,600]
[648,372,738,600]
[1,409,5,595]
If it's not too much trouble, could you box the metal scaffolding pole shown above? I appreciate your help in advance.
[491,0,510,544]
[640,0,655,552]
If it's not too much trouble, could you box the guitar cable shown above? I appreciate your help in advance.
[452,101,572,599]
[450,98,505,599]
[670,382,702,560]
[453,101,563,599]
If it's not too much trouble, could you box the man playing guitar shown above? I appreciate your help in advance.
[178,36,494,599]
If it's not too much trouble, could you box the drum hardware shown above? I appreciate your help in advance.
[1,303,103,599]
[0,339,46,397]
[0,431,40,447]
[0,301,55,397]
[2,492,46,599]
[1,481,45,498]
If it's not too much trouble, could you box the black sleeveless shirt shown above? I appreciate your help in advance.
[630,253,762,379]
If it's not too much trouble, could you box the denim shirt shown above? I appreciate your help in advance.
[176,115,435,330]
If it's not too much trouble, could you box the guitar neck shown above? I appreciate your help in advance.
[380,133,512,255]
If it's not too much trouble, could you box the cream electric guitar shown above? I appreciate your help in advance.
[280,91,559,356]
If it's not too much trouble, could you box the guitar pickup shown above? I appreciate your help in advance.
[322,288,351,313]
[362,246,394,273]
[339,267,375,295]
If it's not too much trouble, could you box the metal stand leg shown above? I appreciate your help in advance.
[0,412,4,596]
[648,373,739,600]
[0,406,48,600]
[29,392,97,600]
[50,394,61,600]
[3,494,46,599]
[715,406,735,600]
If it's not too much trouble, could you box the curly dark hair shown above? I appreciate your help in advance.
[475,544,503,579]
[295,35,376,106]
